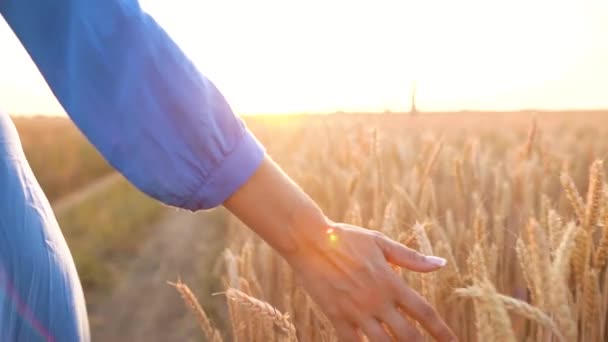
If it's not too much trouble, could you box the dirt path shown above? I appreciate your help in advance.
[51,172,122,215]
[88,208,227,342]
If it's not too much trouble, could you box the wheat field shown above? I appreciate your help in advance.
[176,111,608,342]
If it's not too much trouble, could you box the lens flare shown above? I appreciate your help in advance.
[326,228,337,242]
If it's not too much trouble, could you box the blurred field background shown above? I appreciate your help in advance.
[12,116,112,201]
[11,111,608,341]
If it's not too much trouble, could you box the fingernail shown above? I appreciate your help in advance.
[425,256,447,267]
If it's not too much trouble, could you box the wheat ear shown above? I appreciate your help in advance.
[454,285,565,342]
[594,210,608,269]
[169,280,223,342]
[550,222,578,342]
[584,160,604,231]
[561,172,585,223]
[225,288,297,341]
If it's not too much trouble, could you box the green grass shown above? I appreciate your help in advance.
[57,178,166,300]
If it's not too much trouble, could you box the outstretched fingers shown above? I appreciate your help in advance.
[390,275,456,341]
[360,319,392,342]
[375,233,447,272]
[381,309,423,342]
[332,321,360,342]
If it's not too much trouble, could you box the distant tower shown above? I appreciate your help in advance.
[410,82,418,115]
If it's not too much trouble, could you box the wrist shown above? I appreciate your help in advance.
[281,198,334,264]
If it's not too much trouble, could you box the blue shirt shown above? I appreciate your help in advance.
[1,0,266,211]
[0,1,265,341]
[0,112,89,342]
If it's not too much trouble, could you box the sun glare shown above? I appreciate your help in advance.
[1,0,607,115]
[410,1,601,109]
[326,227,338,243]
[140,0,608,114]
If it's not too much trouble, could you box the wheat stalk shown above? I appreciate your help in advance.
[595,210,608,270]
[455,280,517,342]
[550,222,578,342]
[169,280,223,342]
[584,160,604,231]
[454,285,565,341]
[561,172,585,223]
[225,288,297,341]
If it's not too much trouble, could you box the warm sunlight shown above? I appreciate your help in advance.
[2,2,608,341]
[1,0,607,115]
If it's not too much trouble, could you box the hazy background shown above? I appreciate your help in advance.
[2,0,608,116]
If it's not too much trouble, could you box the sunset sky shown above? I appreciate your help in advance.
[1,0,607,115]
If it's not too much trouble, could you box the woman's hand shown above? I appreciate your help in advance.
[224,157,457,341]
[284,222,457,342]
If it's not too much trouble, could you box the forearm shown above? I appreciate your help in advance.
[223,156,329,257]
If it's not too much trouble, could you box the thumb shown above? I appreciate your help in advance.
[375,234,447,272]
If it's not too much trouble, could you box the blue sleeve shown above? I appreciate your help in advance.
[0,0,265,210]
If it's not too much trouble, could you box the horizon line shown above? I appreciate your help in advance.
[8,107,608,118]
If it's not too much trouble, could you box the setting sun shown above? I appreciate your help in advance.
[1,0,607,115]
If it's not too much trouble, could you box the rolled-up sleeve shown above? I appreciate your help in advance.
[0,0,265,210]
